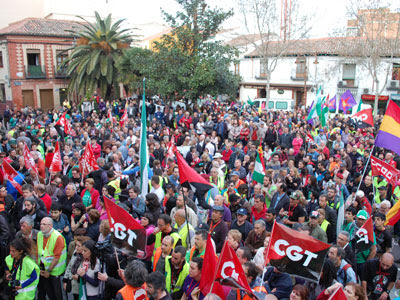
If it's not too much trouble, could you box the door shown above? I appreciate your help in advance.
[39,89,54,111]
[22,90,34,108]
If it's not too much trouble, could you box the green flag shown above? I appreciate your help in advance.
[355,98,363,113]
[140,78,149,197]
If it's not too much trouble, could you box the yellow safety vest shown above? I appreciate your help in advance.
[174,222,194,249]
[37,230,67,276]
[321,219,330,232]
[165,257,189,293]
[5,255,40,300]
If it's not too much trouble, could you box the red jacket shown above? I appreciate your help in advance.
[92,143,101,159]
[81,187,100,208]
[40,193,52,213]
[251,204,267,223]
[222,149,233,163]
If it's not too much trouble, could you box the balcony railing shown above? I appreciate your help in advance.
[55,66,70,78]
[26,65,46,78]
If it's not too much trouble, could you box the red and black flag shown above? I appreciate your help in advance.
[351,108,374,128]
[103,196,147,258]
[55,112,72,137]
[266,221,330,282]
[353,217,374,253]
[176,149,213,209]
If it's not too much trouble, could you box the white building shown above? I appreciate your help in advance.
[231,37,400,111]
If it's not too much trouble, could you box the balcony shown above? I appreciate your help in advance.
[290,69,308,81]
[337,80,358,88]
[26,65,46,79]
[55,66,69,78]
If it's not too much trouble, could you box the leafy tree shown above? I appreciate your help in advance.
[119,0,240,101]
[63,12,133,99]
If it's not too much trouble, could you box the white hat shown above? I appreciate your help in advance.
[213,153,223,159]
[356,190,365,198]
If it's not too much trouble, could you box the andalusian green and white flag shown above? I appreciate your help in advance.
[253,147,266,184]
[140,78,149,197]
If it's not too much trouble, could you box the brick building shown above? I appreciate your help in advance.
[0,17,81,111]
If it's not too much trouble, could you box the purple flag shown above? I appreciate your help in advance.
[329,95,336,111]
[339,90,357,113]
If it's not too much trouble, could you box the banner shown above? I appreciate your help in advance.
[370,156,400,186]
[22,143,38,175]
[49,141,62,173]
[103,196,146,258]
[351,108,374,128]
[266,221,330,282]
[214,241,254,296]
[79,143,99,177]
[353,217,374,252]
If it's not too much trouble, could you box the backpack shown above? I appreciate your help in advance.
[341,262,352,284]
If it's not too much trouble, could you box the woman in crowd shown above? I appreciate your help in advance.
[290,284,310,300]
[63,236,91,300]
[77,240,101,300]
[5,238,39,300]
[141,213,156,261]
[80,178,100,210]
[70,203,88,233]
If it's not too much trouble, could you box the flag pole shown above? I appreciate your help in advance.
[355,145,375,196]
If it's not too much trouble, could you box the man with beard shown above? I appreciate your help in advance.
[165,246,190,300]
[362,253,397,300]
[146,271,172,300]
[22,197,47,230]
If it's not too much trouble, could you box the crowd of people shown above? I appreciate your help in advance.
[0,96,399,300]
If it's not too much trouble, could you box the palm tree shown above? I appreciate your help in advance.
[63,12,133,99]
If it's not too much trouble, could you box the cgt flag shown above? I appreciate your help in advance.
[79,143,99,177]
[267,221,330,282]
[49,141,62,173]
[22,143,38,175]
[353,217,374,253]
[370,156,400,186]
[351,108,374,128]
[214,241,254,297]
[199,235,225,299]
[103,196,147,258]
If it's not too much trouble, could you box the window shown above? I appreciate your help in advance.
[268,101,274,109]
[342,64,356,87]
[275,101,288,109]
[0,51,3,68]
[56,50,68,66]
[27,50,40,66]
[260,59,267,77]
[0,84,5,102]
[234,62,239,76]
[296,58,306,78]
[392,63,400,81]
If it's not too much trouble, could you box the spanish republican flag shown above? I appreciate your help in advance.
[375,101,400,156]
[385,199,400,226]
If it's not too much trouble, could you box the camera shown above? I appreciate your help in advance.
[94,240,113,261]
[10,280,20,288]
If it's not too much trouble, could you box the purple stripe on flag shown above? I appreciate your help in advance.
[375,131,400,156]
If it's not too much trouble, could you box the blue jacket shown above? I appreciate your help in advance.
[263,267,293,299]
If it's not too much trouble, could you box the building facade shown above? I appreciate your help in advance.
[0,18,79,110]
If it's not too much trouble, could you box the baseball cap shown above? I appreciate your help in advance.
[356,210,369,220]
[336,173,344,179]
[196,223,210,231]
[378,185,387,190]
[310,211,320,219]
[290,191,299,200]
[237,208,248,215]
[231,171,240,177]
[213,205,225,212]
[334,154,341,159]
[213,153,223,159]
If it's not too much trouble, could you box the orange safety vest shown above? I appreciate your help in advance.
[153,248,162,272]
[236,286,267,300]
[118,284,148,300]
[188,246,205,261]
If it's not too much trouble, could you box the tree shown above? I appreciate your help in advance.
[63,12,133,100]
[238,0,312,108]
[125,0,239,101]
[345,0,400,116]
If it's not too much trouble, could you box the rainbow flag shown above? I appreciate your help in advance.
[375,100,400,156]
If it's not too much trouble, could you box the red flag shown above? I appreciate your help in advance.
[49,141,62,173]
[370,156,400,186]
[328,287,347,300]
[55,113,72,135]
[199,235,225,299]
[103,196,147,258]
[354,217,374,252]
[306,133,314,144]
[22,143,38,175]
[351,108,374,128]
[267,221,330,282]
[214,241,253,296]
[166,136,176,160]
[119,108,128,127]
[1,159,23,194]
[176,150,213,198]
[79,143,99,177]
